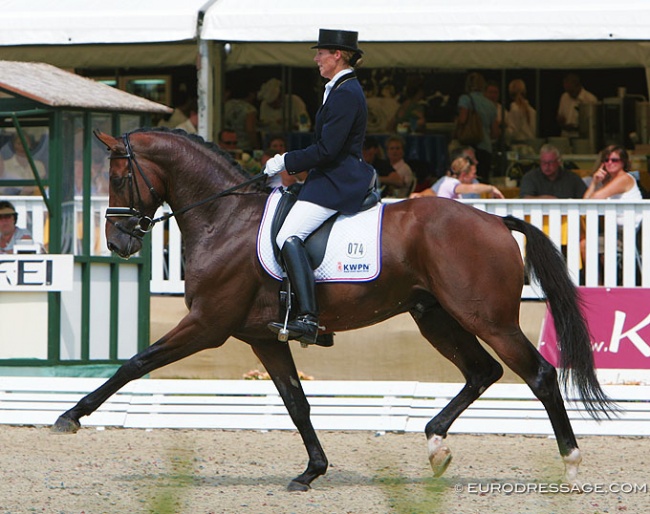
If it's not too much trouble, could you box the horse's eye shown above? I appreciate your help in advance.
[110,175,128,190]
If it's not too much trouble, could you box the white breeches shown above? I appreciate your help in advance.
[276,200,337,249]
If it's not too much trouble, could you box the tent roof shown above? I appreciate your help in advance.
[201,0,650,43]
[0,0,211,46]
[0,61,172,114]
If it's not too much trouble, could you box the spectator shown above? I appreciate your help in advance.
[157,94,196,130]
[505,79,537,143]
[0,132,46,195]
[263,137,305,188]
[389,74,427,134]
[411,156,503,200]
[217,129,240,156]
[267,135,287,154]
[258,78,312,138]
[485,79,505,146]
[557,73,597,137]
[0,200,39,254]
[431,146,481,198]
[224,82,260,153]
[583,145,642,204]
[581,144,642,267]
[174,98,198,134]
[519,144,587,199]
[456,72,499,180]
[384,135,416,198]
[362,137,403,196]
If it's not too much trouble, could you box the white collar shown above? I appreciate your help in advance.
[323,68,354,104]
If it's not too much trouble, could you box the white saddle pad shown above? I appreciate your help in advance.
[257,188,385,282]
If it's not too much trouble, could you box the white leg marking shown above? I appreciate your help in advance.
[562,448,582,484]
[427,434,452,477]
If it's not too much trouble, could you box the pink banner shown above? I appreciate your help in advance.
[539,288,650,369]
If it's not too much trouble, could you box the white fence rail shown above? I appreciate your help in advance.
[0,377,647,436]
[9,196,649,298]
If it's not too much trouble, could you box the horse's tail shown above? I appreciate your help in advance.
[501,215,618,420]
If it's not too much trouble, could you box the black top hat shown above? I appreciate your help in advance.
[311,28,363,54]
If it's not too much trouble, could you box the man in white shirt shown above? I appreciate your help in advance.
[557,73,597,137]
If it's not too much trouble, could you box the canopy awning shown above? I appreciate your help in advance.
[201,0,650,43]
[0,0,211,46]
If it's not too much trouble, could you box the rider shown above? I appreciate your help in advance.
[264,28,375,345]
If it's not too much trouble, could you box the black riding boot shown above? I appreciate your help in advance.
[268,236,320,345]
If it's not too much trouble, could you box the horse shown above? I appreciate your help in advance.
[52,128,615,491]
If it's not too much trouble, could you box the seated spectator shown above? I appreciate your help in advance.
[505,79,536,144]
[0,132,46,195]
[365,82,400,134]
[583,144,642,205]
[174,98,198,134]
[0,200,41,254]
[388,74,427,134]
[519,144,587,199]
[385,135,416,198]
[432,145,481,198]
[581,144,642,268]
[158,94,196,130]
[262,137,306,188]
[362,137,403,196]
[258,78,311,138]
[218,129,240,155]
[267,135,287,154]
[224,83,260,153]
[411,156,504,200]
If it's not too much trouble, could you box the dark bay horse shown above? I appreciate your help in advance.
[52,128,615,491]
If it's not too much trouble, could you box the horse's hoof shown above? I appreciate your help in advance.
[429,446,453,478]
[287,480,310,492]
[51,415,81,434]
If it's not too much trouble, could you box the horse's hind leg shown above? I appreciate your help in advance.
[252,341,328,491]
[411,302,503,477]
[481,328,582,483]
[52,314,222,433]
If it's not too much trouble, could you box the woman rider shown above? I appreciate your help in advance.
[264,28,375,345]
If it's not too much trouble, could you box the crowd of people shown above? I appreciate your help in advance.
[160,67,605,203]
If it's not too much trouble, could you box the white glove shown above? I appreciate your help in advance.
[264,153,286,177]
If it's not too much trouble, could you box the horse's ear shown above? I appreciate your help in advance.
[93,130,123,153]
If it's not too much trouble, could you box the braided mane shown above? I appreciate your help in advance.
[130,127,264,190]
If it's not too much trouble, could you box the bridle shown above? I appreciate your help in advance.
[104,131,266,241]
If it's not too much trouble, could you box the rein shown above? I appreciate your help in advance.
[105,132,266,240]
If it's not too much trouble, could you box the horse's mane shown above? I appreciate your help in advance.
[131,127,266,192]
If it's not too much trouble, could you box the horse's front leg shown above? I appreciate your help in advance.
[252,341,328,491]
[52,314,222,433]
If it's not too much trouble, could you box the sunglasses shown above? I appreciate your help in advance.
[602,157,622,163]
[0,213,16,220]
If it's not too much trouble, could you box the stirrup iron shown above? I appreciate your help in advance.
[277,280,292,342]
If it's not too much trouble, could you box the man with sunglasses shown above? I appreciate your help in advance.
[519,144,587,199]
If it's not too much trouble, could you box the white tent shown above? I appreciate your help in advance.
[0,0,211,68]
[3,0,650,138]
[200,0,650,70]
[0,0,208,45]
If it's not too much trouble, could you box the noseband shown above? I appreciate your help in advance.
[105,131,266,241]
